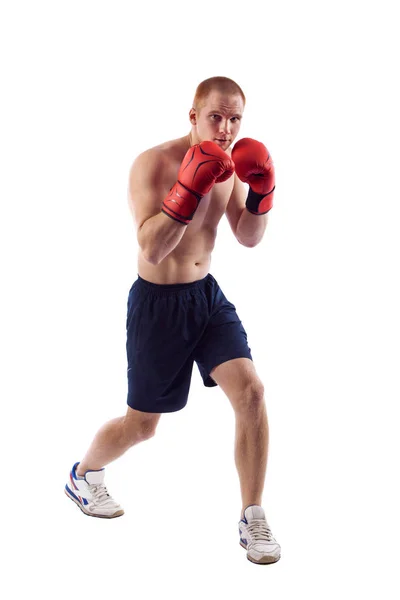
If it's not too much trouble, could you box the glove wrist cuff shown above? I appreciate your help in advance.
[245,186,274,215]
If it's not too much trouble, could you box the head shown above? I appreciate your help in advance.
[189,76,245,152]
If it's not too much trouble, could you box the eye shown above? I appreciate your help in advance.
[231,117,240,123]
[211,114,221,120]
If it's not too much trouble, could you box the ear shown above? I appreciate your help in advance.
[189,108,197,125]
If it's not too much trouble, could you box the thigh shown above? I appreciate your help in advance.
[128,352,195,413]
[126,280,209,413]
[210,357,264,408]
[193,283,253,387]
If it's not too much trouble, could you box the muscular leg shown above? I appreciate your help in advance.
[233,398,269,516]
[210,358,269,519]
[77,407,161,476]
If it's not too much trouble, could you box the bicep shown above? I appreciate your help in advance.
[225,173,247,237]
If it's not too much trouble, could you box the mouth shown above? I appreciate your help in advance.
[215,139,230,144]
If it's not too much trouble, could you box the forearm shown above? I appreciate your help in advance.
[138,211,187,264]
[236,208,268,247]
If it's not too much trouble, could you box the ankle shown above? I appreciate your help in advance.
[76,463,86,477]
[241,502,262,519]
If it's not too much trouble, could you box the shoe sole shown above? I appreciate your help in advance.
[64,487,124,519]
[239,540,281,565]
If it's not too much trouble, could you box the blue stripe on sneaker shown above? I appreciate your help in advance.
[65,484,81,503]
[67,475,89,506]
[66,483,89,506]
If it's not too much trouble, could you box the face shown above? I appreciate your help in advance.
[189,91,244,151]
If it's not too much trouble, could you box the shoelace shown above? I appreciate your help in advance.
[247,519,274,542]
[88,483,117,508]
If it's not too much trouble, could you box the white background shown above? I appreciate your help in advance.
[1,0,399,597]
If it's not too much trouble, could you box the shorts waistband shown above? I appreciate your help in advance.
[135,273,212,295]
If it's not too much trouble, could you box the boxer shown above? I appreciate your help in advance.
[65,76,280,565]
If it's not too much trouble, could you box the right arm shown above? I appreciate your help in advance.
[128,141,235,265]
[128,149,187,265]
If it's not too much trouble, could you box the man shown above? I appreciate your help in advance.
[65,76,281,565]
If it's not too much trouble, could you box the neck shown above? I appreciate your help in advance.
[188,130,200,147]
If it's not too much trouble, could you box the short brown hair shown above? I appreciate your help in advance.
[193,76,246,110]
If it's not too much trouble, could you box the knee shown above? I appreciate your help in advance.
[122,410,160,444]
[234,380,265,415]
[124,421,157,445]
[138,422,158,441]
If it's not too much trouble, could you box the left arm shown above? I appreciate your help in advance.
[225,173,268,247]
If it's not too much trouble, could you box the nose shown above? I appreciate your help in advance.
[219,119,231,136]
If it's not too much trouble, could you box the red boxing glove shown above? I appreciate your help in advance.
[162,141,235,224]
[232,137,275,215]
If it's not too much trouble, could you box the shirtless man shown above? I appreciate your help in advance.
[65,76,281,565]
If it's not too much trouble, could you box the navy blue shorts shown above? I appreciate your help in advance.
[125,272,253,413]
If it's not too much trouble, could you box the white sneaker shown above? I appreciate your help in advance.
[239,505,281,564]
[65,462,124,518]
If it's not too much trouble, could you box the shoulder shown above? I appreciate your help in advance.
[130,146,166,179]
[129,137,186,181]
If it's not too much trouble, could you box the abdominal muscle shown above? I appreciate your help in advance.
[137,225,216,284]
[138,252,211,285]
[137,183,231,284]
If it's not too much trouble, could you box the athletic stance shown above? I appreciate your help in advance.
[65,76,281,565]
